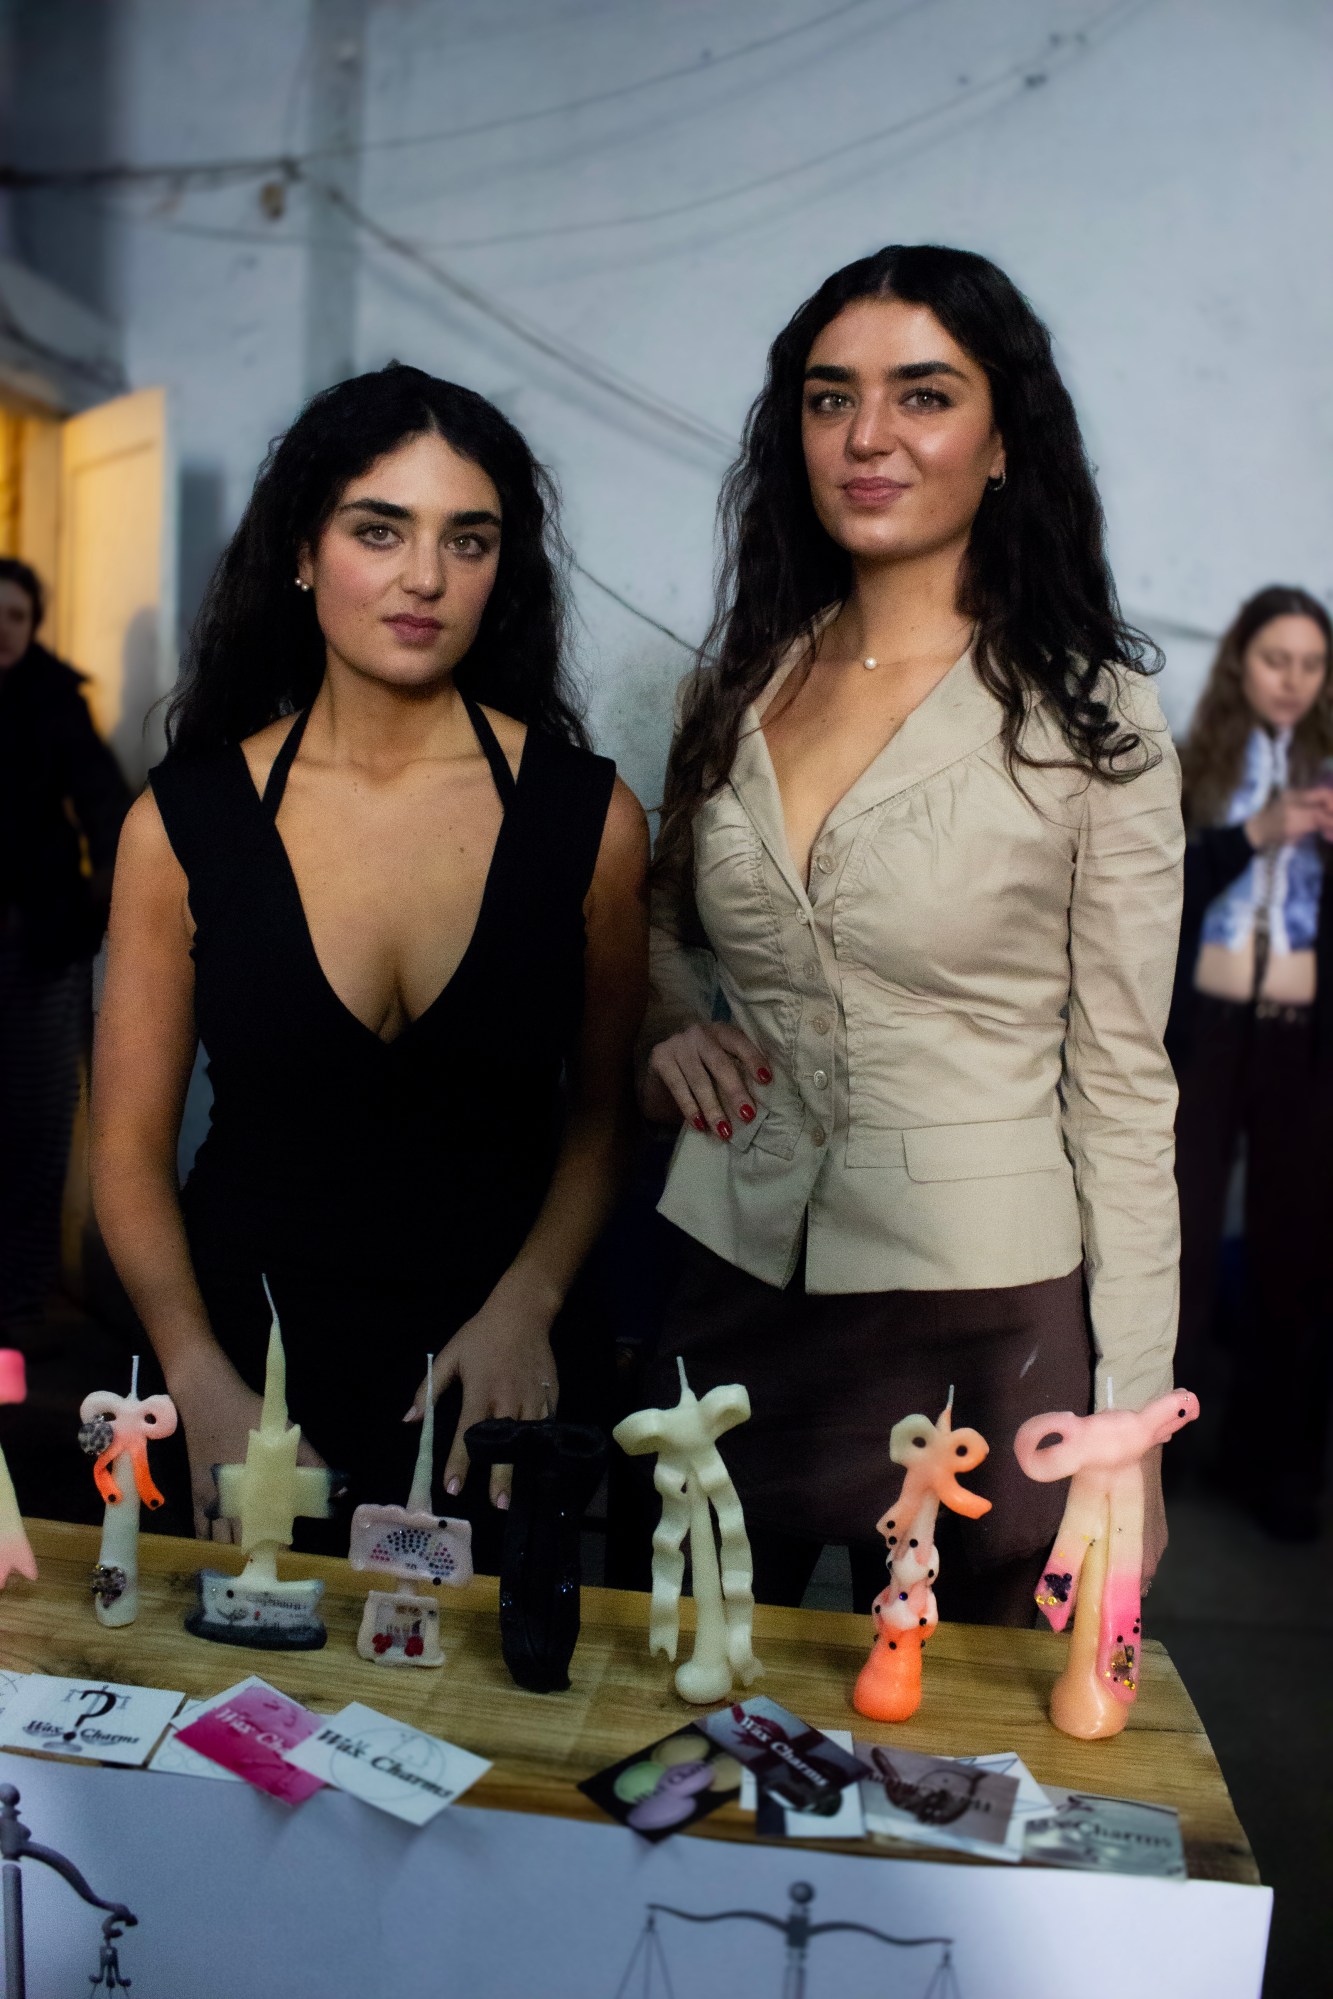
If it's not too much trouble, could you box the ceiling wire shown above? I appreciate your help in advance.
[0,0,920,191]
[415,0,1154,253]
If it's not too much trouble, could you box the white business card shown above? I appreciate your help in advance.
[0,1674,182,1767]
[0,1667,26,1726]
[286,1701,490,1826]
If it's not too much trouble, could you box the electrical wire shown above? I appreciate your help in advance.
[314,178,737,458]
[0,0,917,190]
[571,559,697,651]
[415,0,1154,252]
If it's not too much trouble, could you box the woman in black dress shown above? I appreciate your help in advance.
[91,365,648,1550]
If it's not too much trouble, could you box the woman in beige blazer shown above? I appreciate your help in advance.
[642,245,1184,1619]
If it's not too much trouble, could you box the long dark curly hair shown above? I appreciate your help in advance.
[656,244,1160,916]
[1178,585,1333,830]
[167,363,588,756]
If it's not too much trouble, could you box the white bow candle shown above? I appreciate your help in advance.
[78,1356,178,1626]
[1014,1386,1200,1740]
[613,1358,762,1705]
[186,1280,340,1651]
[348,1352,473,1667]
[0,1349,37,1590]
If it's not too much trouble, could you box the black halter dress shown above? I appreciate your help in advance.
[148,700,616,1552]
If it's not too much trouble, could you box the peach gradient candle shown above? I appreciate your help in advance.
[79,1355,178,1626]
[854,1391,991,1723]
[1013,1387,1199,1740]
[0,1349,37,1589]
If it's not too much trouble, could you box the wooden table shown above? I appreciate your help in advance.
[2,1520,1258,1885]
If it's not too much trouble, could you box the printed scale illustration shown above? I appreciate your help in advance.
[1014,1386,1200,1739]
[611,1879,962,1999]
[0,1781,140,1994]
[613,1358,761,1705]
[348,1350,473,1666]
[187,1278,344,1650]
[78,1355,178,1624]
[0,1348,37,1588]
[854,1390,990,1723]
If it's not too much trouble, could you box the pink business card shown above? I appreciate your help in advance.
[174,1685,324,1804]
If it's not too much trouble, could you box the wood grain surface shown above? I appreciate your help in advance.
[0,1520,1258,1884]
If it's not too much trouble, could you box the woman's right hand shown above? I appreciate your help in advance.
[642,1022,773,1139]
[1245,787,1333,849]
[166,1346,328,1541]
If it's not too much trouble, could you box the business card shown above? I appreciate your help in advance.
[740,1729,867,1839]
[148,1676,275,1782]
[0,1667,26,1726]
[580,1723,743,1842]
[857,1743,1020,1860]
[1022,1786,1187,1878]
[285,1702,490,1826]
[0,1675,183,1767]
[175,1684,324,1804]
[697,1697,870,1813]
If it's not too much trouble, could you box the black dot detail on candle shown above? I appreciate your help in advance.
[887,1536,897,1545]
[955,1444,967,1457]
[889,1641,897,1650]
[1178,1408,1186,1418]
[899,1592,908,1600]
[912,1438,927,1449]
[225,1589,235,1599]
[909,1539,918,1548]
[144,1412,156,1424]
[919,1617,927,1626]
[1117,1634,1123,1642]
[928,1570,935,1580]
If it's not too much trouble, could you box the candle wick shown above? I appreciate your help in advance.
[1106,1377,1114,1409]
[261,1271,279,1327]
[129,1354,139,1400]
[676,1354,689,1397]
[945,1382,955,1413]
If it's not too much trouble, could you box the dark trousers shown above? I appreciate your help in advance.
[1175,995,1330,1505]
[0,937,89,1331]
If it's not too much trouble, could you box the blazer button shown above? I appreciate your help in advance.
[811,1125,827,1147]
[812,1068,829,1090]
[814,853,834,875]
[803,959,819,978]
[812,1014,830,1036]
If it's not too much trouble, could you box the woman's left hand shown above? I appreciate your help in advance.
[403,1283,559,1510]
[1141,1444,1167,1590]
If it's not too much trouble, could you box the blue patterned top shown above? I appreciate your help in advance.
[1200,728,1324,955]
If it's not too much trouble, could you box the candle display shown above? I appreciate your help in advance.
[348,1352,473,1667]
[1013,1387,1200,1740]
[186,1279,342,1650]
[0,1349,37,1589]
[853,1392,990,1724]
[464,1417,607,1694]
[78,1356,179,1625]
[611,1358,762,1706]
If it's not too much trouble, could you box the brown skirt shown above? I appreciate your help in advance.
[654,1232,1092,1569]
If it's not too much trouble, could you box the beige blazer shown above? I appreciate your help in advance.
[647,650,1185,1415]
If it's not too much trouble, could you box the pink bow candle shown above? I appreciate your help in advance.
[1014,1388,1199,1740]
[0,1350,37,1588]
[853,1394,991,1724]
[78,1356,178,1626]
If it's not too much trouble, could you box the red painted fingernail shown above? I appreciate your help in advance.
[756,1067,773,1084]
[691,1115,707,1132]
[739,1103,756,1122]
[716,1120,733,1141]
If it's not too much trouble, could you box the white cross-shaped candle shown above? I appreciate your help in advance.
[613,1358,762,1704]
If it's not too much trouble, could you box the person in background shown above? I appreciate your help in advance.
[641,245,1184,1618]
[0,556,130,1356]
[1170,585,1333,1539]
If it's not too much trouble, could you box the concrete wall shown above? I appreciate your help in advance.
[23,0,1333,805]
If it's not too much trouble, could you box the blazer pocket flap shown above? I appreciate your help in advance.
[902,1116,1066,1182]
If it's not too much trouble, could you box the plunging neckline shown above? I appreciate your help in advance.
[239,700,529,1050]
